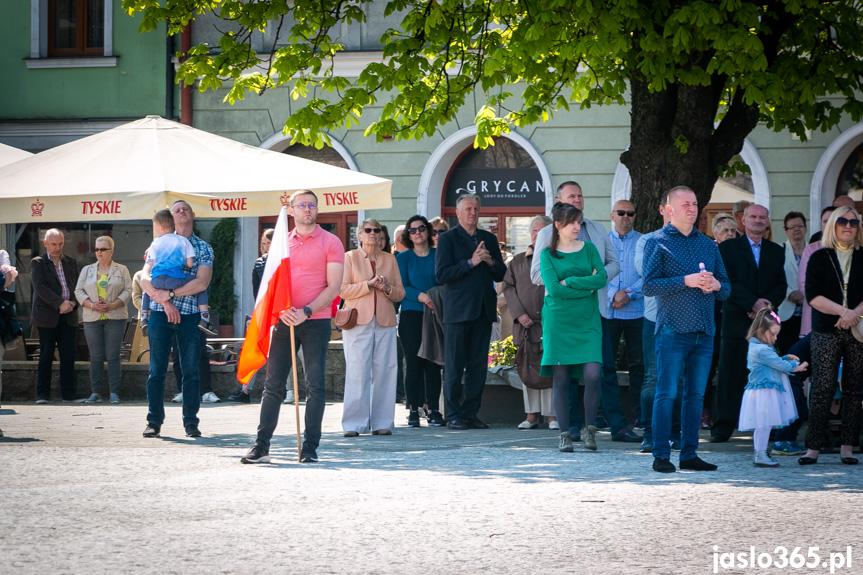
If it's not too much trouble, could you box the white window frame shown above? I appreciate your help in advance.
[26,0,116,69]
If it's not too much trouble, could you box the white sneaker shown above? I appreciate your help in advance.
[201,392,221,403]
[171,393,183,403]
[548,420,560,430]
[283,389,295,404]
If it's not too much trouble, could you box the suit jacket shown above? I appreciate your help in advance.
[340,248,405,327]
[435,224,507,324]
[30,253,80,328]
[718,234,787,338]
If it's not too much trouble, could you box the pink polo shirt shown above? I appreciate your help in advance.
[289,225,345,319]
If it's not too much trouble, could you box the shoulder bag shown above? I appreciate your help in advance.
[516,329,552,390]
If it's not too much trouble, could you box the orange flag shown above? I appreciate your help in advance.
[237,206,292,384]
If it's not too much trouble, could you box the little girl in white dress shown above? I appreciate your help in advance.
[738,306,807,467]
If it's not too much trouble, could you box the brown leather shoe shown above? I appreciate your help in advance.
[343,431,359,437]
[372,429,392,436]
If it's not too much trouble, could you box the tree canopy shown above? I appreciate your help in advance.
[124,0,863,229]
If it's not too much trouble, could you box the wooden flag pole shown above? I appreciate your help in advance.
[289,324,302,462]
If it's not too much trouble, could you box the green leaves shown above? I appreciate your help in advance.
[122,0,863,149]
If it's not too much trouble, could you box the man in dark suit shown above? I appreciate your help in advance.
[31,229,80,403]
[436,193,507,429]
[711,204,787,442]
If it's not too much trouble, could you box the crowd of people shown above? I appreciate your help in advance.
[2,186,862,473]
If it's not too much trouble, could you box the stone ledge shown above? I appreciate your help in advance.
[0,341,350,402]
[486,367,631,388]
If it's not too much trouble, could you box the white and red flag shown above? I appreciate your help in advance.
[237,206,292,384]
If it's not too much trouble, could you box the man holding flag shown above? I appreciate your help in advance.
[240,190,345,464]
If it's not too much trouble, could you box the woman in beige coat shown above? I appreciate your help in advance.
[75,236,132,404]
[341,219,405,436]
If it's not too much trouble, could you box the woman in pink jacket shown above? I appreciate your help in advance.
[340,219,405,436]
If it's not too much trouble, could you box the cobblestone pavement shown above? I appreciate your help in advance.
[1,402,861,575]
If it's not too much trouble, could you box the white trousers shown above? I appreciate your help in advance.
[523,385,554,417]
[342,316,398,433]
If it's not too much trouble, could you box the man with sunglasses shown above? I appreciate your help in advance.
[606,200,645,426]
[242,190,345,463]
[711,203,787,443]
[436,193,507,430]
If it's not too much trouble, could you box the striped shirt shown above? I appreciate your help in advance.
[54,258,70,301]
[606,229,643,319]
[149,234,213,315]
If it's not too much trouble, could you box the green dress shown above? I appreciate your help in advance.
[539,241,607,377]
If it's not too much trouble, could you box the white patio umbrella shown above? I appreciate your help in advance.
[0,116,392,223]
[0,143,32,169]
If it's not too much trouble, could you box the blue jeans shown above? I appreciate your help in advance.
[255,319,330,452]
[641,319,683,446]
[83,319,126,394]
[146,311,202,428]
[652,326,713,461]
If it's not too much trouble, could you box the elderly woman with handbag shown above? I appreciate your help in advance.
[800,206,863,465]
[503,215,558,430]
[74,236,133,404]
[340,219,406,436]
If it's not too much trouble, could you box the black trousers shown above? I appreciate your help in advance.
[399,310,442,411]
[712,335,748,439]
[36,317,77,400]
[774,333,811,443]
[776,314,801,356]
[443,318,492,421]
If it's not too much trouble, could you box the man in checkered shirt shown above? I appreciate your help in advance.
[140,201,214,438]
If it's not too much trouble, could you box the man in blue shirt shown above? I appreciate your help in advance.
[643,187,730,473]
[605,200,644,425]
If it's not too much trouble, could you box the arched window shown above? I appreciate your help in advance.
[699,157,755,237]
[836,144,863,202]
[258,143,359,251]
[442,138,545,254]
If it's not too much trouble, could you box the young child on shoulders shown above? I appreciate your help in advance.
[738,306,807,467]
[140,209,215,336]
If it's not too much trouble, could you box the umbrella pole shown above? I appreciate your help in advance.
[289,324,302,462]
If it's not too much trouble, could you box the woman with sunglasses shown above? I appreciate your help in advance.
[74,236,133,404]
[429,217,450,238]
[801,206,863,465]
[396,215,445,427]
[341,219,406,436]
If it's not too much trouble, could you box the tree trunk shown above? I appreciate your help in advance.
[622,75,759,233]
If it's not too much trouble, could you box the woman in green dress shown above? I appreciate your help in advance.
[540,204,607,453]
